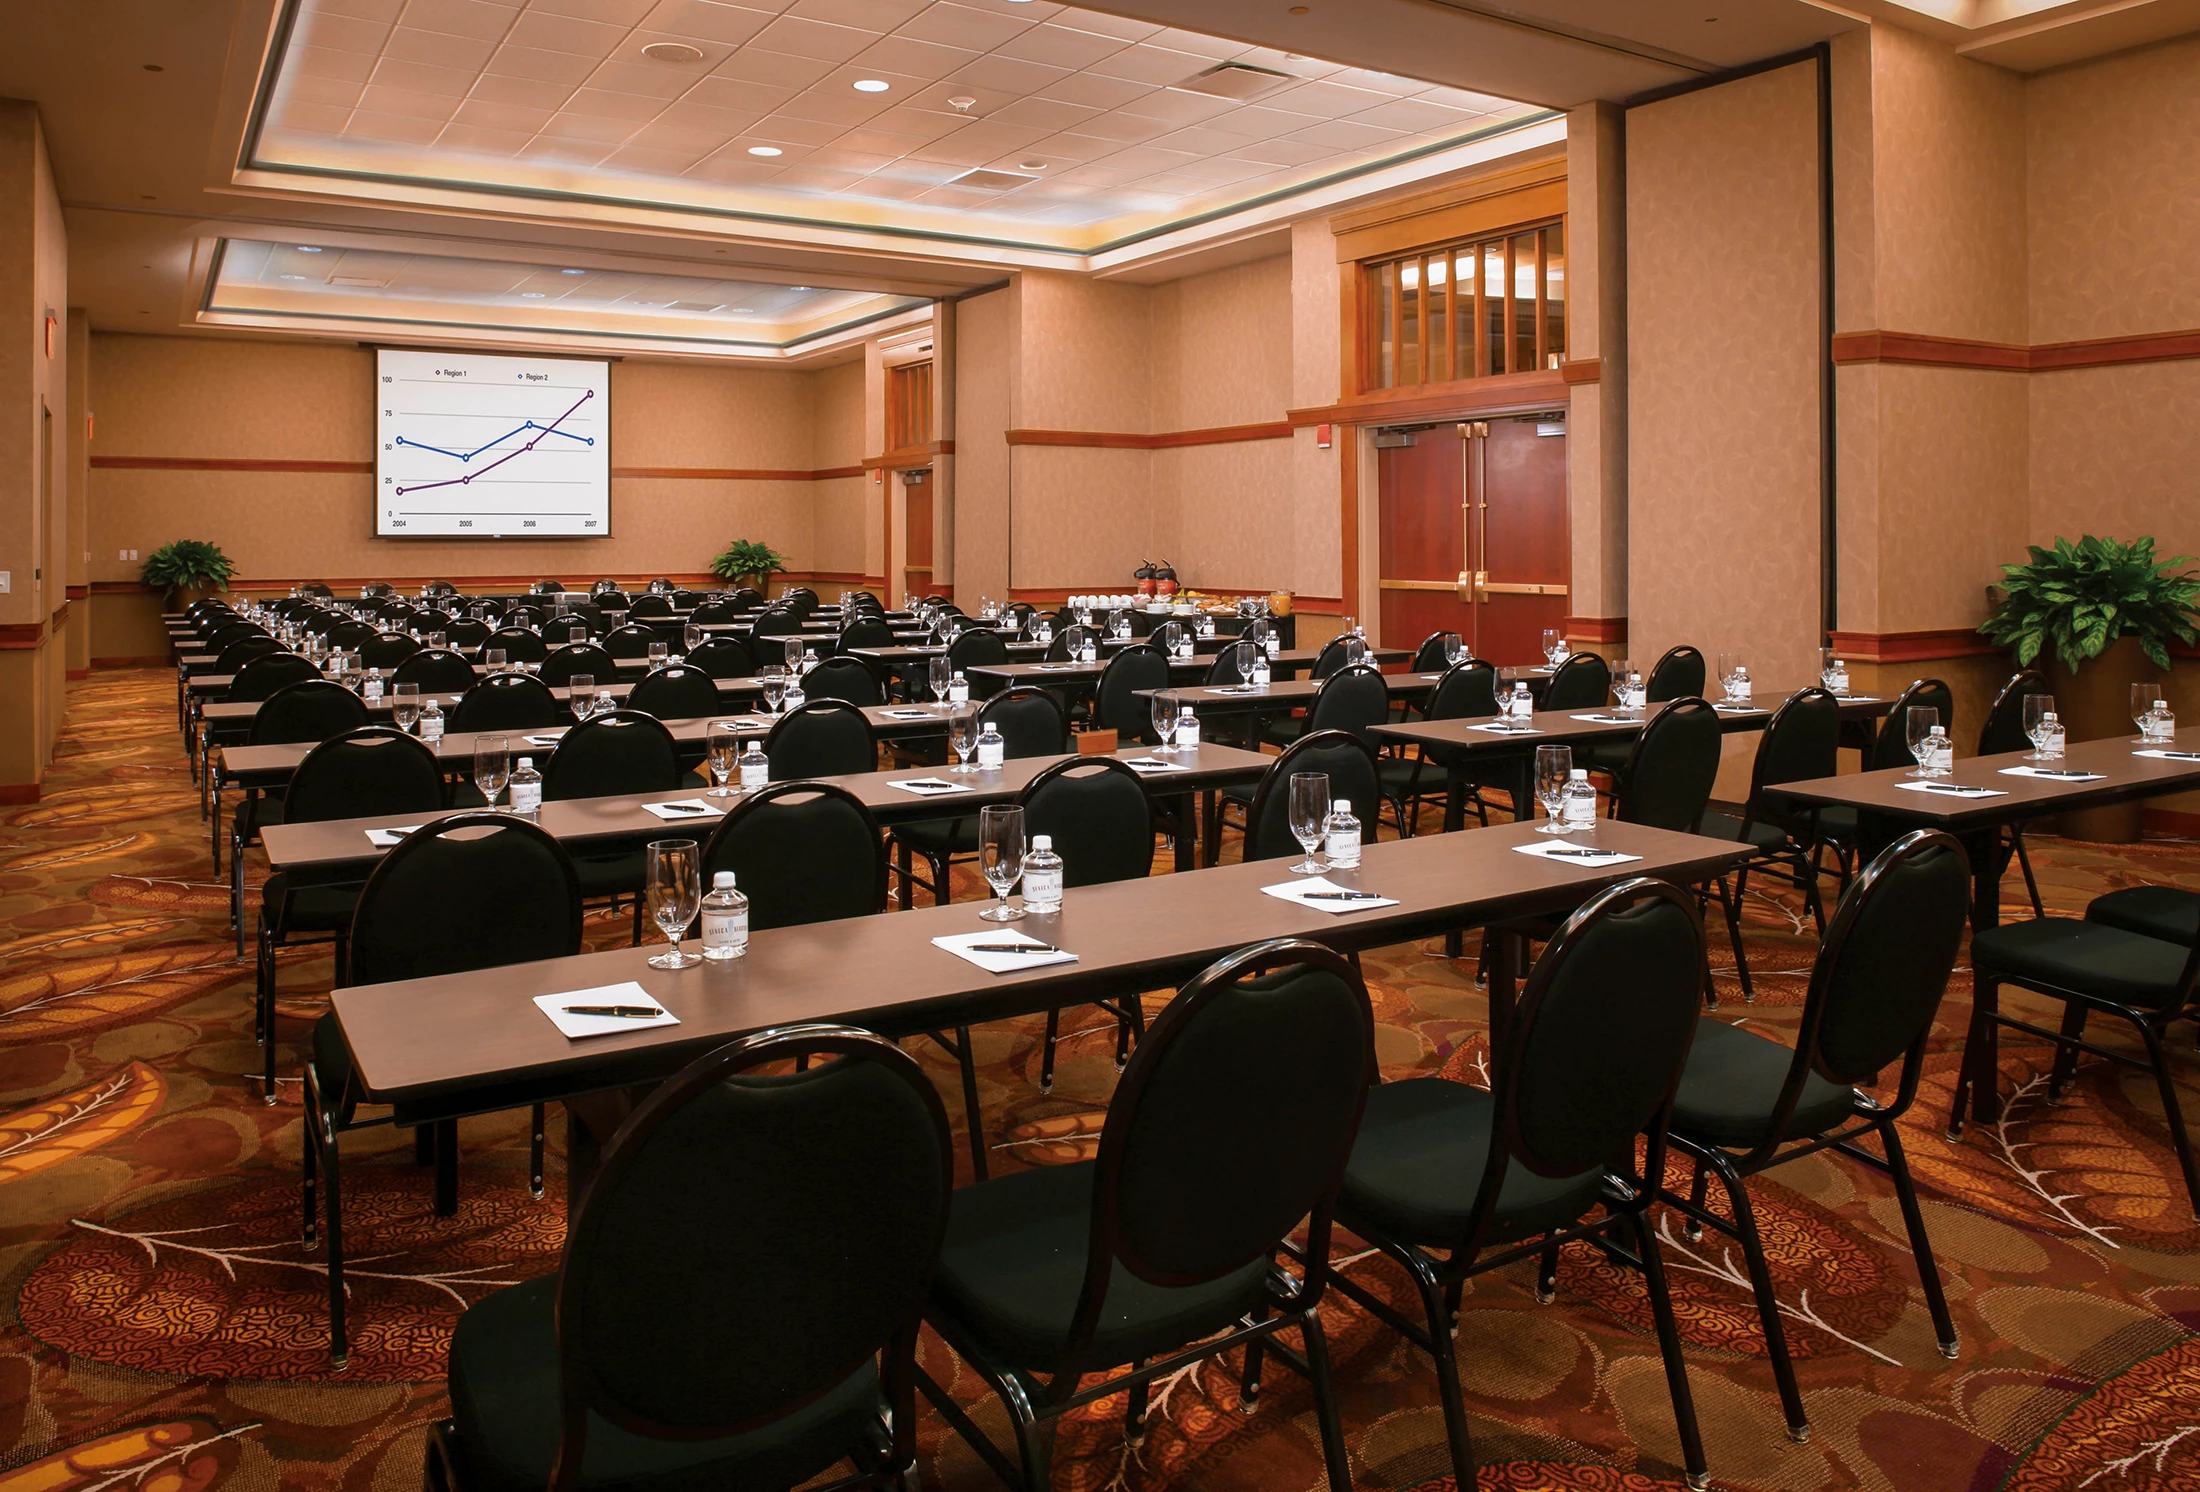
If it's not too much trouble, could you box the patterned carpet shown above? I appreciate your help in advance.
[4,668,2200,1491]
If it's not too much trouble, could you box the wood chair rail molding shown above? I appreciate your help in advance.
[1007,587,1343,614]
[1832,328,2200,372]
[1289,366,1578,429]
[1003,423,1291,450]
[1562,616,1628,646]
[1825,628,2003,663]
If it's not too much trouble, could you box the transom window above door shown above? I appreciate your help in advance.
[1362,222,1564,390]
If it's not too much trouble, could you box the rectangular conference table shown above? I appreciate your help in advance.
[1774,727,2200,1128]
[328,816,1753,1209]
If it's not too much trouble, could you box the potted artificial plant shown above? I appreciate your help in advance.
[1978,534,2200,841]
[710,539,788,593]
[141,540,235,610]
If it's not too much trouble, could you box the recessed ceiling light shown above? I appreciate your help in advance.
[279,273,308,280]
[852,79,890,93]
[792,286,811,291]
[296,245,323,252]
[747,145,782,157]
[520,292,547,298]
[731,308,754,313]
[561,268,585,274]
[640,41,705,63]
[1018,159,1048,171]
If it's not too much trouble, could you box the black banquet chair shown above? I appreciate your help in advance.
[683,636,755,680]
[449,673,564,735]
[764,699,878,781]
[625,663,719,721]
[890,689,1065,907]
[803,655,885,707]
[1699,687,1840,999]
[539,642,617,691]
[542,710,687,942]
[917,939,1370,1492]
[699,781,888,931]
[481,626,548,665]
[391,647,479,695]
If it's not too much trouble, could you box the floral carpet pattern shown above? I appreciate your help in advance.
[5,669,2200,1490]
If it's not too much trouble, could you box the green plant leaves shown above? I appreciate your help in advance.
[138,541,233,598]
[709,540,789,584]
[1977,533,2200,674]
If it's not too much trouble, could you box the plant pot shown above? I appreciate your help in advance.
[2047,634,2166,843]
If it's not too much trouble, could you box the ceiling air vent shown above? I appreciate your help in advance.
[948,168,1041,192]
[1175,61,1294,100]
[667,300,723,312]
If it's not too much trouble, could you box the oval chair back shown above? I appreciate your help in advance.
[449,673,563,734]
[803,656,884,708]
[209,621,266,652]
[1094,645,1170,740]
[540,643,617,691]
[1017,756,1153,885]
[688,600,741,625]
[215,634,284,673]
[1305,663,1391,746]
[626,664,719,721]
[226,651,320,703]
[1097,938,1372,1297]
[1046,625,1096,663]
[285,728,445,825]
[1205,648,1244,686]
[601,624,658,661]
[391,647,478,694]
[1645,645,1707,704]
[483,627,547,665]
[542,711,684,802]
[1979,669,2052,757]
[1542,651,1610,711]
[1426,658,1499,720]
[1744,687,1840,837]
[1411,631,1463,672]
[250,679,369,745]
[946,627,1009,672]
[978,686,1068,758]
[764,699,877,780]
[625,594,674,620]
[359,633,421,670]
[684,637,755,681]
[838,614,894,650]
[326,620,377,649]
[700,781,887,929]
[444,618,491,649]
[349,812,583,985]
[749,608,803,639]
[1243,730,1379,863]
[1870,678,1954,772]
[1309,637,1351,680]
[1614,698,1722,832]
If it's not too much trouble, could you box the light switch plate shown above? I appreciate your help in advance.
[0,572,10,594]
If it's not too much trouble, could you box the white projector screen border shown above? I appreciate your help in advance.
[374,348,613,539]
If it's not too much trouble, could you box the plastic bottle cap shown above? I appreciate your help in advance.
[1032,835,1052,850]
[1569,768,1588,779]
[714,871,736,889]
[1334,800,1350,813]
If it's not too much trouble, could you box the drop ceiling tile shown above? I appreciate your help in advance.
[1348,96,1472,132]
[1032,70,1147,111]
[588,57,712,98]
[786,0,930,29]
[290,44,380,84]
[565,87,670,121]
[1144,28,1241,60]
[993,22,1128,70]
[383,27,497,71]
[319,0,405,21]
[506,10,633,56]
[1262,79,1389,120]
[294,11,395,53]
[1047,161,1144,186]
[518,135,617,165]
[905,131,1025,168]
[626,119,736,152]
[1084,44,1214,87]
[892,3,1033,52]
[438,122,535,154]
[530,0,658,23]
[1437,88,1531,114]
[1145,123,1242,156]
[708,46,836,87]
[358,83,462,119]
[748,114,849,146]
[804,145,896,172]
[1199,102,1319,139]
[656,96,774,131]
[1012,129,1113,162]
[1163,155,1268,183]
[600,142,714,173]
[686,149,800,180]
[451,97,555,132]
[745,14,874,62]
[776,88,898,127]
[851,106,965,141]
[1287,117,1398,150]
[765,165,867,190]
[485,45,600,85]
[845,173,937,200]
[638,0,776,45]
[1224,136,1331,167]
[371,57,483,96]
[1114,89,1236,126]
[467,73,577,107]
[1047,9,1161,43]
[1324,67,1421,98]
[1096,142,1198,173]
[849,34,978,78]
[834,124,952,156]
[277,100,357,133]
[277,73,368,107]
[1066,110,1173,144]
[397,0,521,43]
[345,109,445,144]
[985,95,1096,132]
[945,54,1070,96]
[542,110,642,142]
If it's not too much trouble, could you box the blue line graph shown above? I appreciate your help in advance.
[393,389,594,498]
[396,421,594,462]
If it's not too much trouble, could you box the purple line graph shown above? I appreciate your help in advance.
[393,389,593,497]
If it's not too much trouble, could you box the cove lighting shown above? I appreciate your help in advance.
[520,292,546,298]
[561,268,585,275]
[295,245,323,252]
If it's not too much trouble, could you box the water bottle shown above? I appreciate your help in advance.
[700,871,749,960]
[1510,681,1533,725]
[1176,705,1200,749]
[737,739,769,791]
[508,756,543,818]
[1199,615,1215,638]
[1264,633,1281,659]
[782,671,807,711]
[947,671,970,704]
[1323,799,1362,868]
[2147,699,2176,742]
[1731,665,1753,705]
[362,668,384,703]
[2035,713,2065,760]
[1080,637,1097,663]
[1560,768,1598,831]
[1924,724,1953,775]
[976,722,1005,769]
[800,648,818,674]
[419,698,444,743]
[1022,835,1063,914]
[1823,658,1849,695]
[1251,648,1271,686]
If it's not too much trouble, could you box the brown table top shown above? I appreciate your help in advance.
[330,816,1752,1119]
[966,657,1217,687]
[1147,668,1434,712]
[1371,693,1893,754]
[1775,727,2200,826]
[262,742,1266,881]
[200,676,762,725]
[844,643,1050,665]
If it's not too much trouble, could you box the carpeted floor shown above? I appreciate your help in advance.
[4,668,2200,1491]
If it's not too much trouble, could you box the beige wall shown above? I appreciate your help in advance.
[807,356,868,576]
[1565,101,1627,632]
[953,287,1012,604]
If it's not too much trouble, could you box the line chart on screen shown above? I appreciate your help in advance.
[375,348,611,537]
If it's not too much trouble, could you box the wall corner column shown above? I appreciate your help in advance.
[1565,100,1627,651]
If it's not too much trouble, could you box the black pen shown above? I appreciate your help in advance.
[1917,783,1994,795]
[968,942,1065,954]
[1302,891,1386,900]
[1544,847,1617,858]
[2152,751,2200,761]
[2028,769,2096,778]
[655,802,709,814]
[562,1005,663,1018]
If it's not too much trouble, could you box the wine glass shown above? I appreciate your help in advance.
[391,682,421,734]
[2023,692,2054,759]
[684,620,703,652]
[473,735,510,810]
[427,631,446,649]
[1542,628,1562,665]
[928,655,951,703]
[645,839,702,969]
[2132,683,2163,742]
[648,639,669,665]
[760,665,787,714]
[1609,660,1629,711]
[485,647,507,671]
[706,722,740,797]
[1716,652,1744,702]
[1249,617,1271,652]
[1343,635,1368,667]
[948,699,980,772]
[1536,744,1573,833]
[1442,632,1465,668]
[978,805,1026,921]
[1905,706,1939,776]
[783,636,805,670]
[1287,772,1330,873]
[1151,689,1178,754]
[567,674,594,721]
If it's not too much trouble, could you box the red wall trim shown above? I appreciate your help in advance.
[64,584,87,600]
[1826,627,2002,663]
[92,656,173,668]
[1832,327,2200,372]
[613,465,837,481]
[1558,358,1602,385]
[89,455,375,474]
[1562,615,1628,644]
[1290,368,1571,428]
[0,622,46,649]
[1005,422,1292,450]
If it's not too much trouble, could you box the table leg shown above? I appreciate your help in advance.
[209,765,224,877]
[1952,827,2007,1129]
[1487,928,1519,1059]
[432,1118,459,1216]
[564,1088,644,1214]
[1171,790,1196,872]
[1509,753,1536,827]
[1444,765,1468,956]
[232,792,250,958]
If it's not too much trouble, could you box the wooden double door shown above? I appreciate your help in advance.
[1376,415,1568,665]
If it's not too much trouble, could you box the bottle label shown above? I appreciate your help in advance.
[1252,659,1271,684]
[1022,867,1063,911]
[1325,826,1361,865]
[1177,716,1200,748]
[510,780,542,815]
[978,738,1004,768]
[948,681,969,702]
[421,717,443,742]
[1562,792,1596,829]
[702,911,748,952]
[740,761,768,790]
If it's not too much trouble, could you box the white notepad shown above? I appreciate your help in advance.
[364,824,424,848]
[2133,749,2200,761]
[533,983,679,1039]
[1465,722,1543,735]
[933,930,1077,973]
[890,777,972,796]
[1570,714,1641,725]
[1894,781,2008,798]
[1512,841,1641,867]
[1260,876,1399,913]
[1122,756,1188,774]
[642,798,723,820]
[883,708,939,719]
[522,732,567,748]
[1712,703,1762,713]
[1998,766,2104,781]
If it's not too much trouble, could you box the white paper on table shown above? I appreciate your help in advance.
[883,708,939,719]
[1210,684,1265,696]
[534,983,679,1039]
[1121,756,1188,774]
[1997,766,2105,781]
[1420,673,1446,680]
[1464,722,1544,735]
[890,777,973,796]
[1893,781,2009,798]
[1259,876,1400,914]
[364,824,424,847]
[933,930,1078,973]
[2133,748,2200,761]
[1033,663,1080,672]
[1712,703,1762,714]
[1511,840,1642,867]
[521,732,567,748]
[1569,714,1641,725]
[1830,695,1882,703]
[642,798,723,820]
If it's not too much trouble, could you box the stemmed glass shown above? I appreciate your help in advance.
[1716,652,1746,703]
[948,699,980,772]
[928,655,951,703]
[474,735,510,810]
[978,805,1026,921]
[759,666,787,714]
[1235,639,1259,684]
[706,722,741,797]
[1343,635,1368,667]
[648,639,669,665]
[391,682,421,734]
[1249,617,1271,653]
[2023,693,2055,759]
[645,839,702,969]
[1905,706,1939,776]
[1287,772,1330,873]
[1536,745,1573,833]
[684,620,703,652]
[2132,683,2163,742]
[567,674,594,721]
[1442,632,1466,668]
[1542,628,1563,665]
[1151,689,1178,754]
[784,637,805,670]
